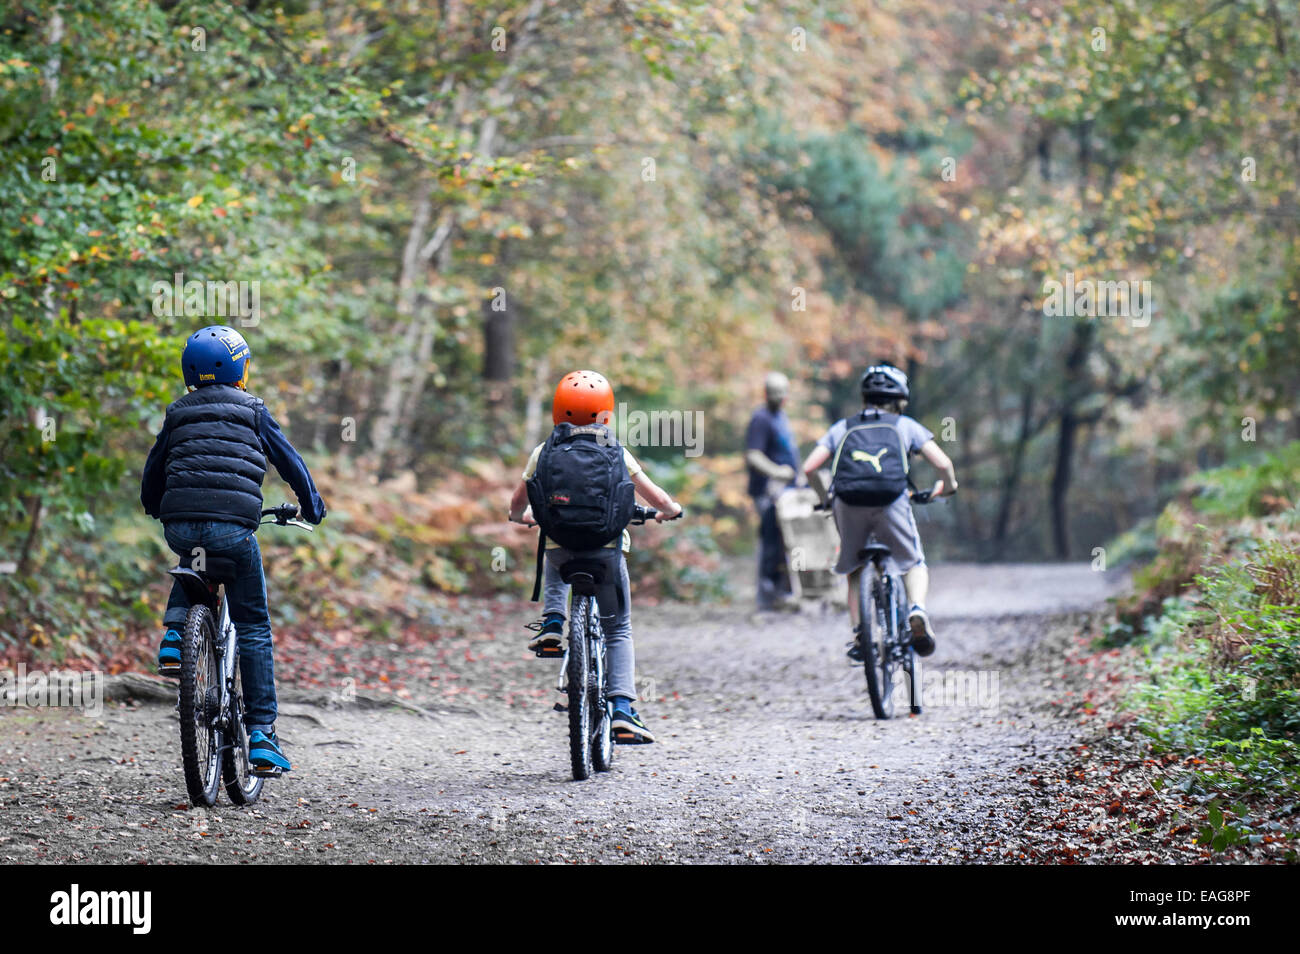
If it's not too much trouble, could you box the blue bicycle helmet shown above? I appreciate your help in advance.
[181,325,252,389]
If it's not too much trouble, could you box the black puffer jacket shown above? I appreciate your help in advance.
[158,385,268,528]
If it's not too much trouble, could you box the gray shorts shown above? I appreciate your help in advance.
[832,496,925,575]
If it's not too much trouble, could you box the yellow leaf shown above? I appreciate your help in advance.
[186,194,204,208]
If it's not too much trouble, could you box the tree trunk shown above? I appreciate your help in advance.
[18,496,43,578]
[1049,323,1094,558]
[43,8,64,101]
[1050,408,1078,559]
[482,243,515,439]
[369,190,434,476]
[521,355,551,452]
[994,384,1035,544]
[366,1,544,476]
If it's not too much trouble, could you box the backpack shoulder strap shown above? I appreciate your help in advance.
[530,529,546,602]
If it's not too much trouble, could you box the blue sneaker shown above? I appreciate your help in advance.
[157,629,182,676]
[248,730,292,775]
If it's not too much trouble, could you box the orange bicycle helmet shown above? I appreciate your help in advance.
[552,370,615,426]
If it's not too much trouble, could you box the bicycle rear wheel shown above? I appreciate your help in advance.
[222,652,264,805]
[567,596,594,780]
[178,604,223,806]
[858,569,895,719]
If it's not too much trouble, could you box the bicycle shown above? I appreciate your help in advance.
[166,503,312,807]
[817,484,941,719]
[523,505,680,781]
[855,486,941,719]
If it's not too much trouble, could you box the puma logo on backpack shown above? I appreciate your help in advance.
[831,411,909,507]
[525,423,636,600]
[850,448,889,472]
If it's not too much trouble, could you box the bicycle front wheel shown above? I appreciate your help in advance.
[591,613,613,773]
[567,596,594,780]
[178,604,223,806]
[895,576,922,715]
[858,570,895,719]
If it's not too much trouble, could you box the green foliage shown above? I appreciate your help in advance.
[747,119,966,318]
[1192,793,1295,855]
[0,503,165,659]
[1102,594,1201,649]
[0,313,171,550]
[1128,544,1300,800]
[1192,442,1300,519]
[1104,515,1159,568]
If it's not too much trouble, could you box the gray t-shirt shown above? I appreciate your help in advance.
[816,411,934,457]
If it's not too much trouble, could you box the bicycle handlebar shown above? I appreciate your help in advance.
[813,482,948,511]
[630,505,684,525]
[511,505,684,526]
[260,503,314,531]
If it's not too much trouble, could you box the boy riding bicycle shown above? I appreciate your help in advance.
[508,370,682,745]
[140,326,326,774]
[800,364,957,659]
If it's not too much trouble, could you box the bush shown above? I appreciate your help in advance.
[1129,542,1300,796]
[1192,442,1300,519]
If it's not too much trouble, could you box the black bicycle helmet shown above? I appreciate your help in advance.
[860,364,909,402]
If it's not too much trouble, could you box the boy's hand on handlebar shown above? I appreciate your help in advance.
[510,506,537,526]
[655,501,683,522]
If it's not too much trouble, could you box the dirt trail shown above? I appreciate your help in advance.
[0,563,1128,864]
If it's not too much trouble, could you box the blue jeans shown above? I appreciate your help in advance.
[162,520,277,732]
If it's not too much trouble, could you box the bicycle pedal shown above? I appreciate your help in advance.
[553,702,567,713]
[250,766,284,779]
[534,648,564,659]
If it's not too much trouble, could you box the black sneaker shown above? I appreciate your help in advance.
[846,636,863,663]
[611,707,656,744]
[908,605,936,657]
[526,613,564,657]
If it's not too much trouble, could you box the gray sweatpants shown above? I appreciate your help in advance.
[542,547,636,702]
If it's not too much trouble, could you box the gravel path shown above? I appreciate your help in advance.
[0,562,1129,864]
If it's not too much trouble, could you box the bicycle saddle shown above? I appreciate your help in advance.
[174,553,239,584]
[858,543,892,562]
[559,559,607,594]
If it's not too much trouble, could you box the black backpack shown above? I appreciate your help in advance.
[830,410,911,507]
[526,423,636,599]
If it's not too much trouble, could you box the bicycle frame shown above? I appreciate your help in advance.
[214,592,239,739]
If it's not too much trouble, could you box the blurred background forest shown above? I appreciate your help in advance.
[2,0,1298,667]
